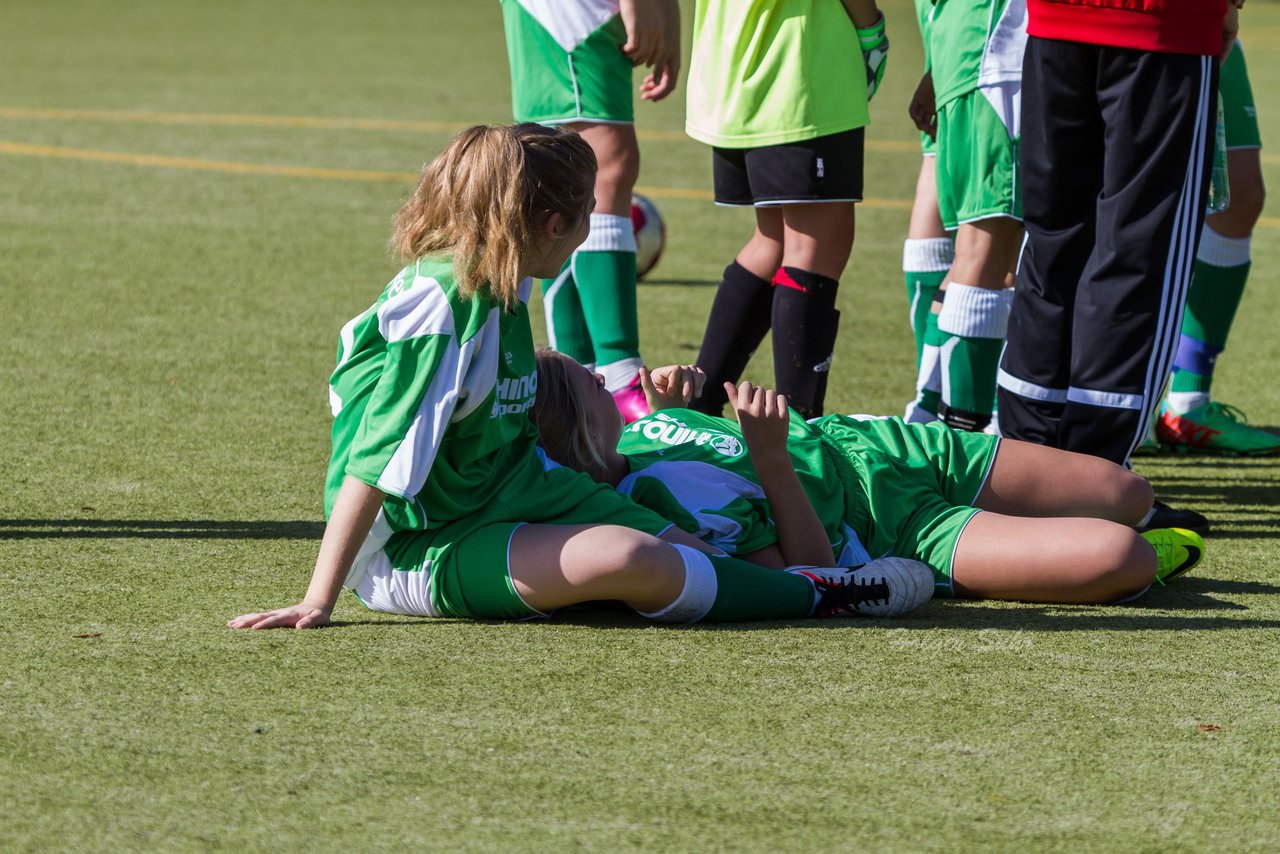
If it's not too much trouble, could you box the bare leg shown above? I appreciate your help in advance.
[909,156,948,241]
[949,217,1023,289]
[1206,148,1264,239]
[780,202,856,280]
[571,122,640,216]
[952,512,1155,603]
[737,206,785,279]
[976,438,1155,524]
[508,524,685,613]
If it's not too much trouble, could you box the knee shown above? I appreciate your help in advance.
[1110,470,1155,526]
[594,143,640,197]
[1229,179,1266,228]
[598,527,682,583]
[1084,526,1156,602]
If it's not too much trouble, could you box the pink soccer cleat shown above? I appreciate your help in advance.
[612,374,651,424]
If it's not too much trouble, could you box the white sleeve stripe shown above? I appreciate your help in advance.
[452,308,500,421]
[377,275,455,343]
[376,335,469,498]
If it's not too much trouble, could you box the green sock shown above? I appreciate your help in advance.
[910,309,944,420]
[642,546,815,623]
[902,238,953,367]
[936,283,1013,431]
[906,270,947,367]
[540,262,595,365]
[1170,234,1251,396]
[573,213,641,368]
[704,555,815,622]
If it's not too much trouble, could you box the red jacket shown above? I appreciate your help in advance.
[1028,0,1227,56]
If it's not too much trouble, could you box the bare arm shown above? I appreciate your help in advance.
[228,476,386,629]
[839,0,881,29]
[726,382,835,569]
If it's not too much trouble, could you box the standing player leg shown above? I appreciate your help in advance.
[933,86,1022,433]
[691,206,784,417]
[568,122,648,420]
[500,2,647,418]
[904,154,952,423]
[1160,43,1278,455]
[936,220,1019,432]
[997,38,1102,450]
[773,200,856,419]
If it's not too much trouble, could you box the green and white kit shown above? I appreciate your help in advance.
[328,256,668,620]
[927,0,1026,228]
[1221,42,1260,151]
[616,409,1001,593]
[501,0,633,125]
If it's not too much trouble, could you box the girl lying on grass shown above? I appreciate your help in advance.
[229,124,933,631]
[532,350,1206,604]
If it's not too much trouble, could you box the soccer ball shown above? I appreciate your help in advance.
[630,193,666,280]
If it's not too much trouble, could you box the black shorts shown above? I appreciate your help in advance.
[712,128,865,207]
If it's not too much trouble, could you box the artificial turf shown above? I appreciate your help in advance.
[3,1,1279,850]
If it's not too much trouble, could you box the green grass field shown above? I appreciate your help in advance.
[4,1,1280,850]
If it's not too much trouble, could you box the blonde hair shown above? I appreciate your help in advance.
[531,348,610,482]
[392,124,597,308]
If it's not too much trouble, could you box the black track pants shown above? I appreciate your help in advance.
[997,37,1218,465]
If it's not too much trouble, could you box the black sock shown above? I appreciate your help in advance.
[771,266,840,419]
[692,261,775,415]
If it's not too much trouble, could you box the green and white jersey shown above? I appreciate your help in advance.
[927,0,1026,108]
[915,0,936,70]
[685,0,869,148]
[506,0,619,53]
[326,256,544,566]
[615,410,872,565]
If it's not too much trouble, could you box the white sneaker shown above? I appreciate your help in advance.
[788,557,934,618]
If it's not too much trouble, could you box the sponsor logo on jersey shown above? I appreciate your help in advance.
[491,370,538,418]
[627,412,743,457]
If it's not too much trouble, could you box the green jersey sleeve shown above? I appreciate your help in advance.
[341,269,483,500]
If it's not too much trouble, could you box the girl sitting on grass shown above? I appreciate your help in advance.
[532,350,1206,604]
[229,124,933,631]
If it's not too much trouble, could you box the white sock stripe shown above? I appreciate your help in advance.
[1133,57,1211,460]
[902,237,954,272]
[935,283,1015,338]
[1066,386,1145,411]
[996,367,1068,403]
[638,545,718,623]
[1196,226,1251,267]
[578,213,638,253]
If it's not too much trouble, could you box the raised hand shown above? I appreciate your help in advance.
[640,364,706,410]
[725,380,791,462]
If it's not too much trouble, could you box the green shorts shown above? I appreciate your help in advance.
[920,130,936,157]
[935,87,1021,230]
[501,0,634,125]
[814,416,999,595]
[1222,41,1260,150]
[346,452,669,620]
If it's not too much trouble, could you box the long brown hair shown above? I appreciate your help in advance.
[531,348,610,482]
[391,124,596,308]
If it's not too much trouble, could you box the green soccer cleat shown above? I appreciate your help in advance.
[1157,401,1280,456]
[1141,527,1205,585]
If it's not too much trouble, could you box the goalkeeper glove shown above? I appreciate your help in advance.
[858,13,889,102]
